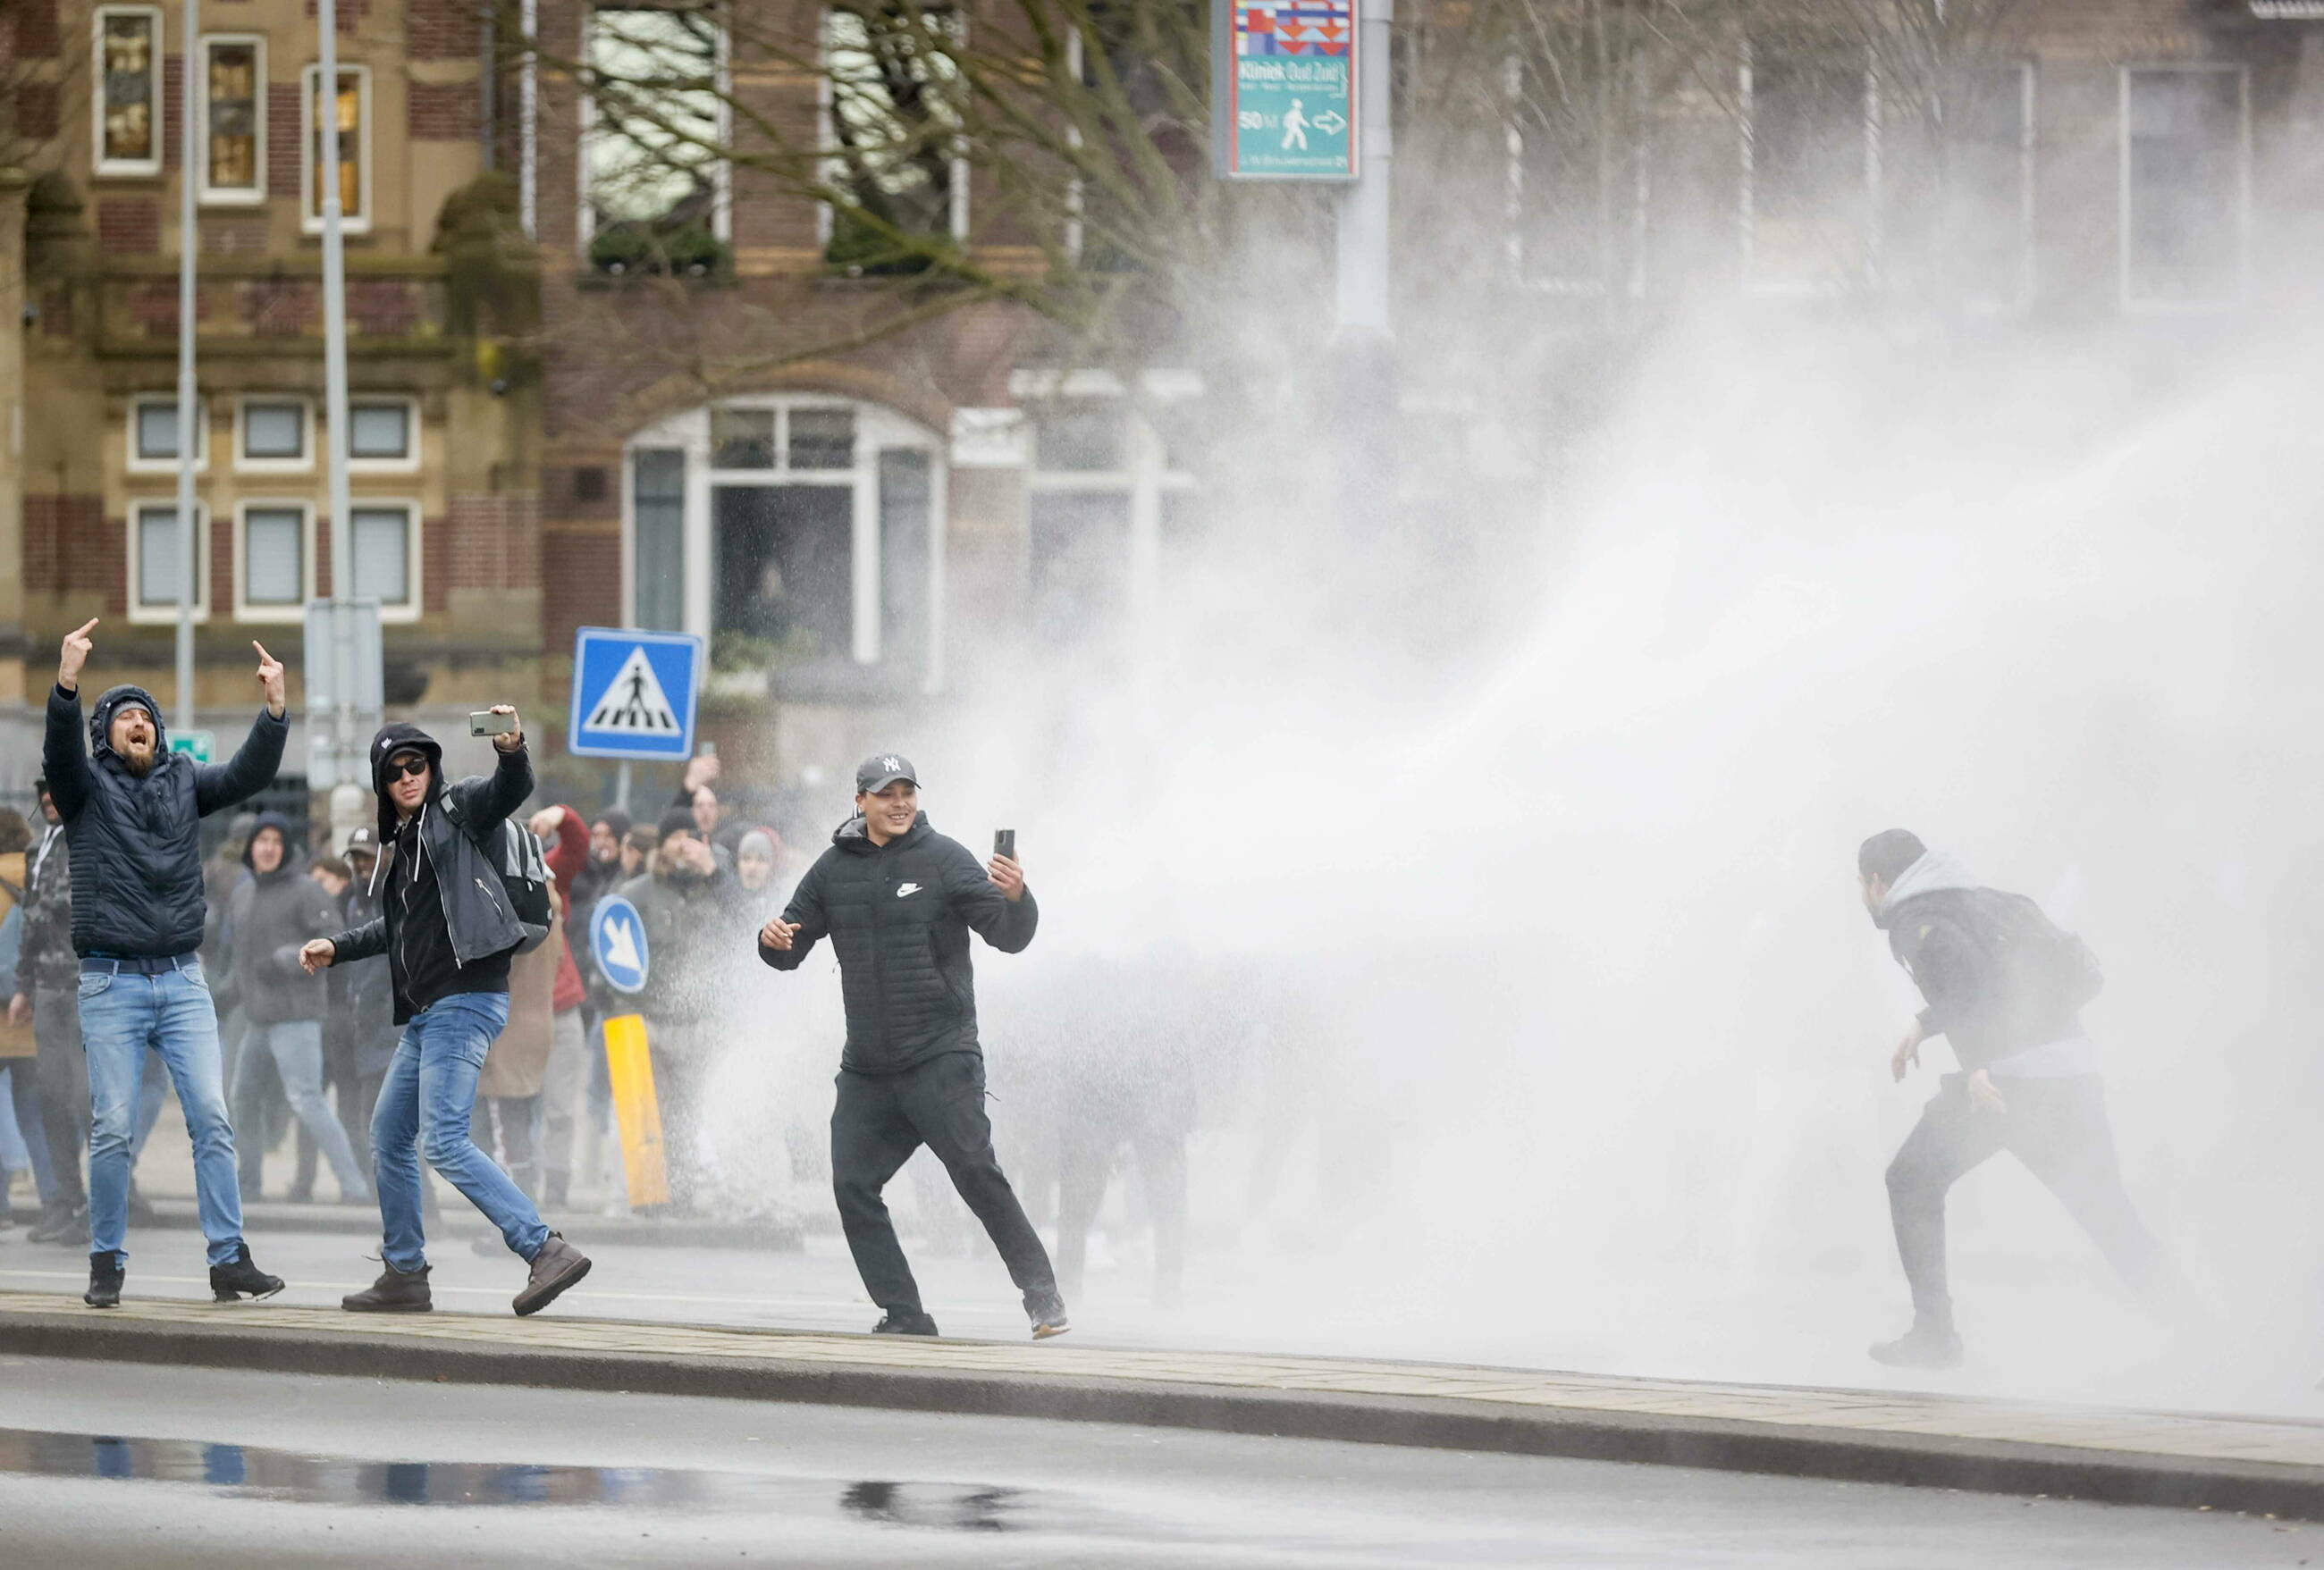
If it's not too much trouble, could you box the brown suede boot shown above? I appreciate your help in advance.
[342,1262,432,1314]
[513,1232,591,1317]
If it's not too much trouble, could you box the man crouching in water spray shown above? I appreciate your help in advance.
[301,712,592,1316]
[1859,828,2172,1369]
[758,754,1068,1339]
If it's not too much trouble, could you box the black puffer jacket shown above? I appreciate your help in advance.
[1880,884,2088,1073]
[223,812,339,1028]
[43,682,288,958]
[761,812,1037,1074]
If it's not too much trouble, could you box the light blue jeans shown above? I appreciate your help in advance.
[232,1020,368,1199]
[372,991,549,1272]
[78,957,245,1268]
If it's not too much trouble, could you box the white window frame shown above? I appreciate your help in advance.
[815,4,971,251]
[622,396,948,667]
[341,499,423,622]
[195,33,267,206]
[128,500,213,625]
[301,63,374,236]
[343,395,422,474]
[232,500,316,623]
[233,396,313,474]
[92,6,165,180]
[577,5,733,254]
[127,394,208,474]
[1739,38,1882,298]
[2118,63,2251,315]
[1502,53,1649,298]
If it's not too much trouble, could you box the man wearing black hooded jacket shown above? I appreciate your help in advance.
[758,752,1066,1340]
[301,713,591,1318]
[40,618,289,1308]
[1859,828,2171,1370]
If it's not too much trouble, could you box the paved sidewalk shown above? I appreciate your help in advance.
[3,1289,2322,1520]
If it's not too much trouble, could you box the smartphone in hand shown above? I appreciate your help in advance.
[994,829,1016,861]
[469,710,518,737]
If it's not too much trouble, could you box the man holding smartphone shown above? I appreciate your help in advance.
[758,753,1066,1339]
[300,708,592,1318]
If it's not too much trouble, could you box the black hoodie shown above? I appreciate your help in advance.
[324,721,534,1023]
[41,680,288,958]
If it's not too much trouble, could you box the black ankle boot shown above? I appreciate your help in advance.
[342,1261,433,1314]
[209,1243,286,1303]
[84,1252,123,1309]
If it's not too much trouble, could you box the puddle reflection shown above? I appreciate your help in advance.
[0,1427,1031,1529]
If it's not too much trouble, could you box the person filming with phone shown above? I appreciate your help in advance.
[757,753,1066,1340]
[299,706,592,1319]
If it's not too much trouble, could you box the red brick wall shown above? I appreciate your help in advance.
[98,199,162,256]
[408,80,477,143]
[15,81,58,141]
[268,83,304,200]
[210,506,235,614]
[22,496,107,600]
[14,0,58,59]
[407,0,475,62]
[423,514,450,612]
[163,57,181,172]
[543,527,621,651]
[446,495,543,592]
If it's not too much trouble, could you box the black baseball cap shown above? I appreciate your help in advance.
[856,752,919,793]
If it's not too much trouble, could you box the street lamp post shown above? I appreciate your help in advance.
[174,0,200,734]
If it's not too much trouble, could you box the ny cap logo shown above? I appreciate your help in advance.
[883,757,903,773]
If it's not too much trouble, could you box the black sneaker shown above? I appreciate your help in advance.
[1869,1319,1964,1370]
[1028,1294,1071,1341]
[872,1309,939,1337]
[84,1252,123,1309]
[209,1243,286,1304]
[342,1261,433,1314]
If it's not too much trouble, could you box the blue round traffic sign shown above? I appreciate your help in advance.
[590,894,650,995]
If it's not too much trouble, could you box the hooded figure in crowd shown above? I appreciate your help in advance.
[225,812,369,1204]
[758,752,1067,1341]
[1860,827,2173,1369]
[303,712,591,1318]
[613,810,736,1206]
[39,618,290,1309]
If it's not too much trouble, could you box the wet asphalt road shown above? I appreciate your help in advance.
[0,1357,2319,1569]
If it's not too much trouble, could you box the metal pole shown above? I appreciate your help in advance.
[1333,0,1395,546]
[174,0,201,735]
[317,0,355,778]
[1335,0,1394,336]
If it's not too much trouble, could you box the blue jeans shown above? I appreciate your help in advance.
[372,992,548,1272]
[233,1020,368,1199]
[78,958,245,1267]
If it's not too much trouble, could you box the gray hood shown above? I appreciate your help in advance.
[1876,848,1978,925]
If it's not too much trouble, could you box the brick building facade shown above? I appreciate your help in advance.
[3,0,2321,812]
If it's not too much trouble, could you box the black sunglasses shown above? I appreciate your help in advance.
[385,755,430,780]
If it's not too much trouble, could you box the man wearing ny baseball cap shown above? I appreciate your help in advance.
[759,752,1067,1339]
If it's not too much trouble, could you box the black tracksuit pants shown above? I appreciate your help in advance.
[831,1050,1059,1320]
[1886,1072,2168,1327]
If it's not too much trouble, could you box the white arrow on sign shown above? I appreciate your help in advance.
[1314,112,1347,134]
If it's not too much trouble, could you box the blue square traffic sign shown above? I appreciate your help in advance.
[568,627,704,761]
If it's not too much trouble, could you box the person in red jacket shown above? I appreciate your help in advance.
[528,807,594,1210]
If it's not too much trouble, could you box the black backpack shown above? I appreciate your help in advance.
[441,797,553,956]
[1959,888,2104,1017]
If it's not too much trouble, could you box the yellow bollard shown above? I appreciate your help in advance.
[602,1013,669,1209]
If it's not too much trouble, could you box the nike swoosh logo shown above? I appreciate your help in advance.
[896,883,922,897]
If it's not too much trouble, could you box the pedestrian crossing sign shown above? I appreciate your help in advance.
[568,627,703,760]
